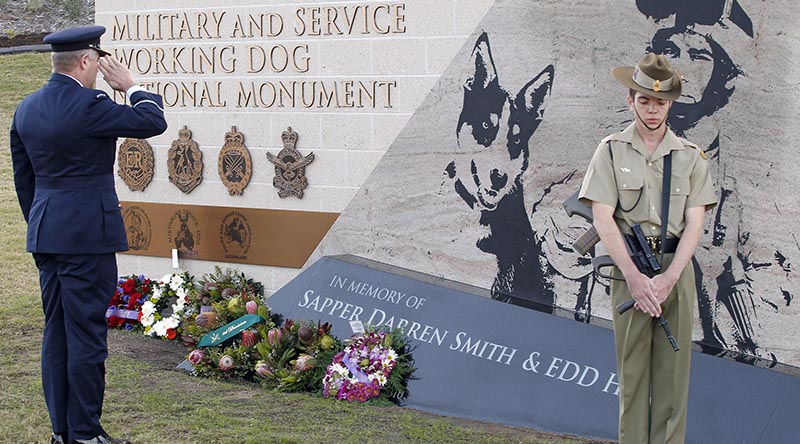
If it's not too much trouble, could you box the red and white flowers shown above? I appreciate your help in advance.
[141,272,195,340]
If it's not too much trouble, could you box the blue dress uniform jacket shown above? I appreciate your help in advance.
[10,72,166,441]
[10,73,167,254]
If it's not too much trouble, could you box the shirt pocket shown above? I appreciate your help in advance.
[668,175,690,227]
[614,169,645,213]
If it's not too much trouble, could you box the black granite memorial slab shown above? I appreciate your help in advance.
[267,255,800,443]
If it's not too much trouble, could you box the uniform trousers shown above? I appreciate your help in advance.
[611,253,695,444]
[34,253,117,440]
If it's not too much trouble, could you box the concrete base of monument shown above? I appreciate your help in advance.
[267,255,800,443]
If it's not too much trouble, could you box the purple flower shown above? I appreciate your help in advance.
[245,300,258,315]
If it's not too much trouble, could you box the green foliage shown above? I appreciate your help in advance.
[377,327,417,404]
[182,267,265,342]
[25,0,44,12]
[63,0,86,19]
[193,341,260,381]
[257,319,342,393]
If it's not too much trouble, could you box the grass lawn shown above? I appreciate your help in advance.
[0,53,608,444]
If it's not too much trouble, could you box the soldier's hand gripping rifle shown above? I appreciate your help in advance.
[563,190,680,352]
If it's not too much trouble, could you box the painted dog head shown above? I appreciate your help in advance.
[447,32,554,212]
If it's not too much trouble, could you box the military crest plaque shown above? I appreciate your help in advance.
[168,126,203,194]
[122,206,152,250]
[266,127,315,198]
[220,210,252,259]
[218,126,252,196]
[117,138,154,192]
[167,208,201,256]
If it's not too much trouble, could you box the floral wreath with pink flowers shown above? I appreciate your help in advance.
[323,328,416,403]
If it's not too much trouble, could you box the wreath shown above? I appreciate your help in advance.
[141,272,195,340]
[323,328,415,403]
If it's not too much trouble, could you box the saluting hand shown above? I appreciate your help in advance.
[97,56,136,93]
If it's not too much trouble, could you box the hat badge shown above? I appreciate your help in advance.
[652,79,661,92]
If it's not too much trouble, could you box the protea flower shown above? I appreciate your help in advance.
[267,328,282,347]
[188,349,205,364]
[218,355,235,371]
[255,361,272,378]
[294,354,316,372]
[181,335,197,348]
[194,312,218,329]
[320,334,336,350]
[297,326,314,345]
[245,300,258,314]
[241,330,258,348]
[227,297,242,311]
[221,287,239,299]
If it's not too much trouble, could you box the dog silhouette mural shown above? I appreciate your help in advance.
[445,32,602,315]
[637,0,795,365]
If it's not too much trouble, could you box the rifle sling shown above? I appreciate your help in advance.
[661,153,672,267]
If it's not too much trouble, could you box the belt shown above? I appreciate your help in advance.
[625,235,679,254]
[35,174,114,190]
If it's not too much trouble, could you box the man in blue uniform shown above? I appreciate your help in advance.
[9,26,167,444]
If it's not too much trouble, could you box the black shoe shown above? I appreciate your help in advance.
[69,436,131,444]
[51,433,67,444]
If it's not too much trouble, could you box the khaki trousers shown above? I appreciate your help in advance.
[611,254,695,444]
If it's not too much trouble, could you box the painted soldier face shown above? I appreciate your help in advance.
[649,27,743,140]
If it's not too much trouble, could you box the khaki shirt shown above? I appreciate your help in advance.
[578,124,718,237]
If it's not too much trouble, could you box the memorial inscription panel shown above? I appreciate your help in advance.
[106,5,406,109]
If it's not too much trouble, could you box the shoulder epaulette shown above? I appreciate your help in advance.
[678,137,698,150]
[601,132,625,143]
[678,137,707,160]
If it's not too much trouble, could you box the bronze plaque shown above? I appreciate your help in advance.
[266,127,315,198]
[119,201,339,268]
[220,210,252,259]
[117,138,154,192]
[167,208,201,257]
[168,125,203,194]
[218,126,252,196]
[122,205,152,250]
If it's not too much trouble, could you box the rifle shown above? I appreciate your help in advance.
[562,190,680,352]
[619,224,679,352]
[562,190,600,256]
